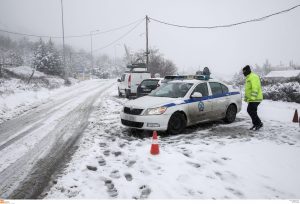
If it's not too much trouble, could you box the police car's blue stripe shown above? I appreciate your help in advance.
[163,92,240,107]
[164,103,177,107]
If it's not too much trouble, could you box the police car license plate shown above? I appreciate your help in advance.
[143,89,151,92]
[124,114,136,121]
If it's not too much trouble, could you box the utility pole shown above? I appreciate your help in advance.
[0,63,2,78]
[146,15,149,71]
[90,31,93,78]
[90,30,99,79]
[60,0,66,79]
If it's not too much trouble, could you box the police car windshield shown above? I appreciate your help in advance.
[149,82,193,98]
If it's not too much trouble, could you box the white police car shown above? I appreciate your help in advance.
[120,77,242,134]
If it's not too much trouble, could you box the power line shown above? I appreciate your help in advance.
[93,18,145,52]
[0,29,55,38]
[149,4,300,29]
[0,18,144,39]
[64,18,145,38]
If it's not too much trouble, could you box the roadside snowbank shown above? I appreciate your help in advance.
[0,77,78,124]
[5,66,45,78]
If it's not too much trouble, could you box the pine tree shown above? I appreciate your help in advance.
[33,38,47,72]
[45,39,63,76]
[33,38,63,76]
[8,50,23,66]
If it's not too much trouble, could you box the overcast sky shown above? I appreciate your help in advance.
[0,0,300,77]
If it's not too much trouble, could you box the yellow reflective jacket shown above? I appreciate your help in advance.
[245,72,263,102]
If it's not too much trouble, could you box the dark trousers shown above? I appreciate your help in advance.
[247,102,262,126]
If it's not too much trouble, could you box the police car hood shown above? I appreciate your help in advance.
[125,96,184,109]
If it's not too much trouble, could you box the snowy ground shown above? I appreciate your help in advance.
[42,83,300,199]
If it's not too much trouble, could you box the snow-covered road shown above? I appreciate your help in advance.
[41,83,300,199]
[0,79,115,198]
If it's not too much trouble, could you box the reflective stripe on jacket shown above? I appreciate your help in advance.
[245,72,263,102]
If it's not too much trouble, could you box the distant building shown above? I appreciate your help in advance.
[271,65,297,71]
[264,70,300,82]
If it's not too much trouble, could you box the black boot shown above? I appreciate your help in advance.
[254,123,263,131]
[250,125,256,130]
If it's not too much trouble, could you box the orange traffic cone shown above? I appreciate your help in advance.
[150,131,159,155]
[292,109,299,123]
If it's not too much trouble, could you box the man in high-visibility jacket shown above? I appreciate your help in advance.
[243,65,263,130]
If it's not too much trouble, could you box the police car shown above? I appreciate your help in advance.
[120,76,242,134]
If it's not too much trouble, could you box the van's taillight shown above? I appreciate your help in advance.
[128,74,131,88]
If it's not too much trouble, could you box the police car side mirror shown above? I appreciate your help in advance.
[117,79,121,82]
[191,92,203,98]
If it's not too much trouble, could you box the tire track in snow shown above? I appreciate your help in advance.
[0,81,114,199]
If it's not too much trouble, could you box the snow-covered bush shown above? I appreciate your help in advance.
[0,78,41,96]
[66,77,79,85]
[42,77,65,89]
[263,82,300,103]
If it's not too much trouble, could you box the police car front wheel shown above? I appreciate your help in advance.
[167,112,187,135]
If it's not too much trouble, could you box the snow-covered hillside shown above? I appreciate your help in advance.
[0,66,79,123]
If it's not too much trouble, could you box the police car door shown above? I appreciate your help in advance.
[188,82,213,123]
[208,82,229,119]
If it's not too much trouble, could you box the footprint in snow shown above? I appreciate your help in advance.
[113,151,122,157]
[103,150,110,156]
[225,187,244,198]
[99,143,107,148]
[105,179,118,198]
[186,161,201,168]
[139,169,151,175]
[124,173,133,181]
[66,189,80,198]
[86,165,97,171]
[98,157,106,166]
[125,160,136,167]
[215,171,237,181]
[134,185,151,199]
[178,147,193,158]
[212,158,224,165]
[221,157,231,161]
[110,170,121,179]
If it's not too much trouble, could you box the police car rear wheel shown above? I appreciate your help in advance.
[167,112,186,135]
[224,104,237,123]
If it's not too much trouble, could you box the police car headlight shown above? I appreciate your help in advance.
[145,106,167,115]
